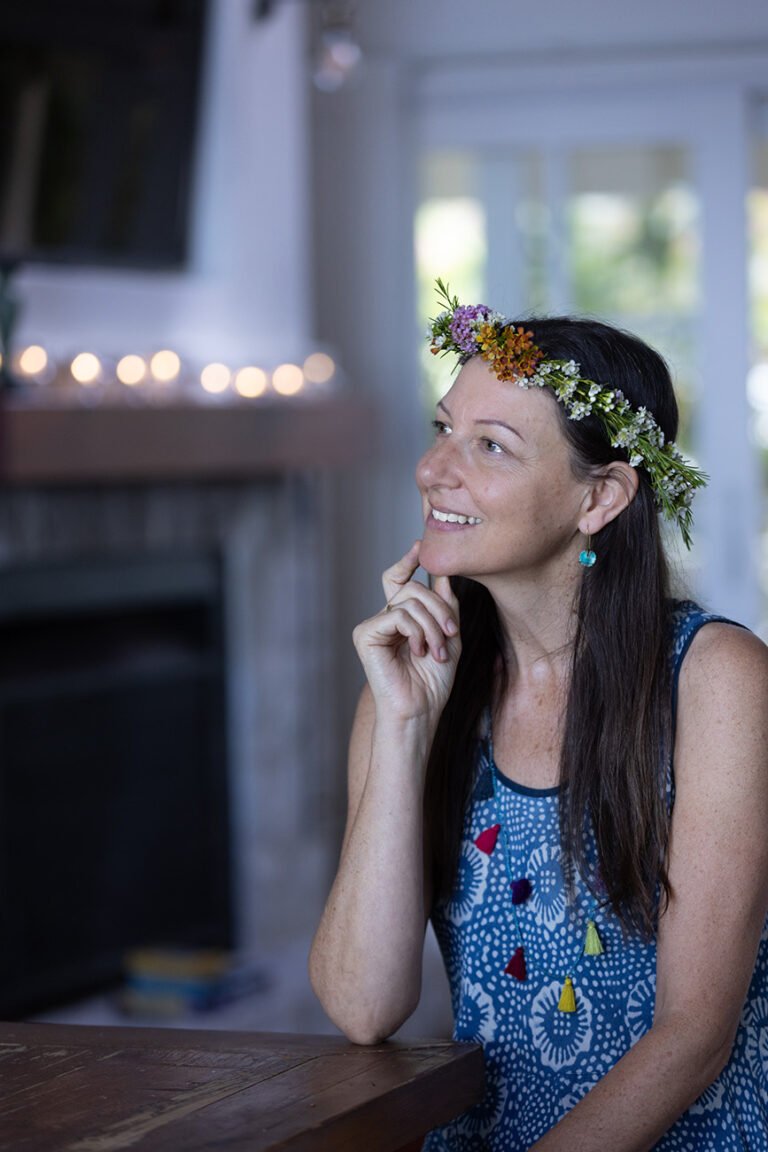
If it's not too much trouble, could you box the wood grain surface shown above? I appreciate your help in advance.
[0,1023,484,1151]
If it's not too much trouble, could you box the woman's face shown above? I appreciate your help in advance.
[416,357,591,583]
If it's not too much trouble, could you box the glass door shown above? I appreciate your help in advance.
[415,84,759,626]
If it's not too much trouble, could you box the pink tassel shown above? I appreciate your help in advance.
[474,824,501,854]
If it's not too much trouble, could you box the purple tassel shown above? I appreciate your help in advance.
[511,877,531,905]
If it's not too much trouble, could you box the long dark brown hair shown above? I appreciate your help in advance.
[424,317,677,937]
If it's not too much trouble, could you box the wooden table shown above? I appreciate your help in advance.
[0,1022,484,1151]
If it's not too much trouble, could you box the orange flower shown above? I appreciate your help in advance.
[479,324,542,381]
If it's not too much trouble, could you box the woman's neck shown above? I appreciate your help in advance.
[482,567,581,683]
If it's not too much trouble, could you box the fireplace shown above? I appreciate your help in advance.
[0,408,355,1027]
[0,551,232,1017]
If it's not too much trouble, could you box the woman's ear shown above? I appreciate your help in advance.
[578,462,639,535]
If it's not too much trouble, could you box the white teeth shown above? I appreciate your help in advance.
[431,509,481,525]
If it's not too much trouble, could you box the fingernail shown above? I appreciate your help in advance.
[445,618,457,635]
[438,646,448,662]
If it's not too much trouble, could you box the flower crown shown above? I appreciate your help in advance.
[428,279,707,548]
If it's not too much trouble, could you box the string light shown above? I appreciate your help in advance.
[117,355,147,386]
[150,350,181,382]
[71,353,102,384]
[272,363,304,396]
[18,345,48,376]
[303,351,335,384]
[200,362,231,394]
[6,344,340,400]
[235,366,268,398]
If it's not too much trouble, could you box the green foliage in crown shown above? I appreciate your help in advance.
[428,278,707,548]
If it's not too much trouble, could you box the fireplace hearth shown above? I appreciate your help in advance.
[0,449,344,1027]
[0,552,232,1017]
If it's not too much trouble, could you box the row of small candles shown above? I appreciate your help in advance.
[6,345,337,399]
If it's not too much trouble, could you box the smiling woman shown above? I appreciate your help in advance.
[416,362,615,585]
[309,288,768,1152]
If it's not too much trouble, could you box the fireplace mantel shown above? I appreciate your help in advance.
[0,395,373,484]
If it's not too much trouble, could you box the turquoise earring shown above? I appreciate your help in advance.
[579,532,597,568]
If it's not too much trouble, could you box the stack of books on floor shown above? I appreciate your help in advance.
[119,947,268,1018]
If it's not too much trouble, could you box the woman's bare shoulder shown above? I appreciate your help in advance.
[679,618,768,699]
[676,619,768,787]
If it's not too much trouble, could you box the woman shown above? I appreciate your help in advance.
[309,281,768,1150]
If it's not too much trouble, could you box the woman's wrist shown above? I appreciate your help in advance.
[371,711,437,765]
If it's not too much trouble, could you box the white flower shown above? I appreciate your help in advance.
[568,401,592,420]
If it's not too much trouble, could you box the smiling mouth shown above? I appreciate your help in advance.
[430,509,482,526]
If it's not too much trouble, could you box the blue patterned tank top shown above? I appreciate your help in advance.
[425,601,768,1150]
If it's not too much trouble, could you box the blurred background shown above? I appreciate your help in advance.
[0,0,767,1039]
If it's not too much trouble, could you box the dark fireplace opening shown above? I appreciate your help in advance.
[0,551,233,1018]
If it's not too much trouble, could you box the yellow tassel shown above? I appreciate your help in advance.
[557,976,577,1013]
[583,918,604,956]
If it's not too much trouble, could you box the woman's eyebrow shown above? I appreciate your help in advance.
[435,401,525,442]
[477,419,526,443]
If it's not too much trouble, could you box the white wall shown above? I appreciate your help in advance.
[16,0,311,367]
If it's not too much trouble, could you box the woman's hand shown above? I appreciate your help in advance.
[352,541,461,724]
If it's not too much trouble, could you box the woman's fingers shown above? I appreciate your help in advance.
[383,597,452,662]
[431,575,460,635]
[381,541,421,601]
[379,544,460,651]
[385,573,459,638]
[354,560,462,720]
[354,604,430,663]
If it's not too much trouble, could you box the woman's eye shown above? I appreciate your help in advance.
[431,419,450,436]
[481,437,504,454]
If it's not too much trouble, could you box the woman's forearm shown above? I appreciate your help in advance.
[309,714,435,1044]
[530,1010,734,1151]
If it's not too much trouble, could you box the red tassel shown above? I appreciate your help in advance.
[504,947,527,980]
[474,824,501,854]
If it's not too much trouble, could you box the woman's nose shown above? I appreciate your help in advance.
[416,438,461,490]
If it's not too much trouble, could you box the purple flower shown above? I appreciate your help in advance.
[450,304,490,354]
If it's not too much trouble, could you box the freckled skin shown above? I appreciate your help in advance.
[416,357,591,789]
[416,358,589,589]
